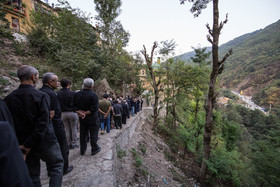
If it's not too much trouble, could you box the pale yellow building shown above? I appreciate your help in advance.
[3,0,55,33]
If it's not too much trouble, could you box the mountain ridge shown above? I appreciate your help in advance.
[176,19,280,108]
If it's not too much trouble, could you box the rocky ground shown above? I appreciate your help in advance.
[116,116,198,187]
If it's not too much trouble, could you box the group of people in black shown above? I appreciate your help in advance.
[0,64,144,187]
[99,95,143,134]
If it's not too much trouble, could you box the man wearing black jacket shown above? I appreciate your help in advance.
[40,72,73,175]
[73,78,101,156]
[5,65,63,187]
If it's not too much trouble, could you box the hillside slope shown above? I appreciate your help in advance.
[177,19,280,108]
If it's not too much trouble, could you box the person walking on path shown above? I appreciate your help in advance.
[73,78,101,156]
[121,99,129,124]
[5,65,64,187]
[99,94,111,134]
[40,72,74,175]
[57,78,79,149]
[113,99,123,129]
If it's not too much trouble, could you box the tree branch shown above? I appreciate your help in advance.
[206,23,213,36]
[207,35,213,44]
[218,13,229,34]
[218,49,232,65]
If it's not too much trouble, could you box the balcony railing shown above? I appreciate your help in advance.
[3,5,26,18]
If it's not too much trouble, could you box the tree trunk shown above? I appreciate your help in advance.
[199,0,220,185]
[153,87,159,127]
[194,98,199,125]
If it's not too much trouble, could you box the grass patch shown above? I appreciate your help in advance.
[169,168,188,187]
[117,145,126,159]
[135,156,143,168]
[130,148,137,157]
[139,168,148,178]
[0,78,10,85]
[139,143,147,155]
[9,71,17,77]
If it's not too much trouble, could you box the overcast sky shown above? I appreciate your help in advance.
[47,0,280,55]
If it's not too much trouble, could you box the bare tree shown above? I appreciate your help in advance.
[141,42,161,128]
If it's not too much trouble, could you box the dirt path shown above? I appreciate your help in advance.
[116,117,198,187]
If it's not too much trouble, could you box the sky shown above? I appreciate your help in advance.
[46,0,280,55]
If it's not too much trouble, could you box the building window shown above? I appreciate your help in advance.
[12,17,20,32]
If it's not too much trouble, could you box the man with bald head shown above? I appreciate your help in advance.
[73,78,101,156]
[5,65,63,187]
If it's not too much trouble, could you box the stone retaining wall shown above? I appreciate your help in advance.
[40,107,153,187]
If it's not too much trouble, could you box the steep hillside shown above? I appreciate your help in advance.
[220,19,280,108]
[177,19,280,108]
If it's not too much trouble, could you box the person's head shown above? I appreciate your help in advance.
[60,78,71,88]
[103,94,109,99]
[42,72,59,89]
[83,78,94,89]
[17,65,39,86]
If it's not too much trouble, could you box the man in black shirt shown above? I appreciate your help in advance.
[57,78,79,149]
[0,121,33,187]
[5,65,63,187]
[113,100,123,129]
[0,98,14,127]
[40,72,73,175]
[73,78,101,155]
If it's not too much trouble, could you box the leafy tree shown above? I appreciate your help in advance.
[93,0,134,94]
[180,0,232,185]
[27,1,100,84]
[191,46,211,67]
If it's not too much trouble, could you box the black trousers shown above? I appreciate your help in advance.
[122,114,127,124]
[26,143,64,187]
[80,120,99,155]
[114,115,122,129]
[54,124,69,172]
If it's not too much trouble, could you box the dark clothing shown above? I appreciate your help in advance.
[113,103,123,116]
[57,88,76,112]
[57,88,79,147]
[0,122,33,187]
[73,89,100,154]
[121,103,129,124]
[113,104,123,129]
[114,116,122,129]
[0,99,14,128]
[4,84,57,151]
[26,142,63,187]
[73,89,99,119]
[4,84,63,187]
[40,85,70,172]
[40,85,63,128]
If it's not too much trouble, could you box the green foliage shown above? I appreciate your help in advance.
[0,1,13,42]
[135,156,143,168]
[12,40,27,56]
[206,142,245,186]
[27,2,101,85]
[191,46,211,67]
[117,145,126,159]
[219,20,280,108]
[139,143,147,155]
[0,77,9,85]
[252,127,280,186]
